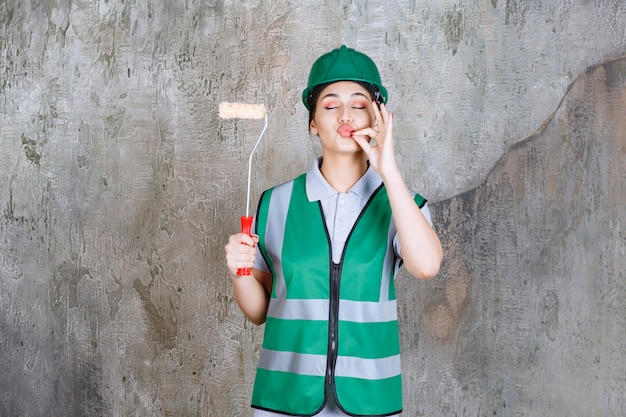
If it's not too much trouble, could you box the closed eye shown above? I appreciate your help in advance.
[322,100,340,110]
[320,92,371,110]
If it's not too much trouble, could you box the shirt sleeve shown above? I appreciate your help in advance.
[393,202,433,258]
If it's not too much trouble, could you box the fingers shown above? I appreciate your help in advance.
[353,102,392,148]
[354,102,389,136]
[372,101,389,127]
[352,126,380,141]
[351,134,373,154]
[225,233,258,276]
[386,111,394,140]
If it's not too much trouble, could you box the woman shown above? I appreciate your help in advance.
[225,45,443,417]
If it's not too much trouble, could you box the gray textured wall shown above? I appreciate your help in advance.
[1,1,625,416]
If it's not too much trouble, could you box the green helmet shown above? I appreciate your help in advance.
[302,45,388,110]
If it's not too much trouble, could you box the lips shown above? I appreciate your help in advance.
[337,124,355,137]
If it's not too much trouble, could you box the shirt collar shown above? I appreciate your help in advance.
[305,157,383,202]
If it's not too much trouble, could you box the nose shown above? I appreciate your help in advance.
[339,106,352,123]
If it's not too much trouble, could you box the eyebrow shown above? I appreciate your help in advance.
[320,92,370,101]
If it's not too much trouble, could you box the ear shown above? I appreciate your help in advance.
[309,120,318,136]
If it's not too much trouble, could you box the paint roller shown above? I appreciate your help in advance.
[219,102,268,276]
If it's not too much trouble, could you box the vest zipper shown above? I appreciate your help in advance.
[321,186,383,389]
[326,261,341,386]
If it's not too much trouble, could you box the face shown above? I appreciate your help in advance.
[309,81,376,155]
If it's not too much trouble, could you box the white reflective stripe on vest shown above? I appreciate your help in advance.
[339,299,397,322]
[379,217,398,301]
[266,298,329,320]
[258,348,401,380]
[258,348,327,376]
[266,298,397,322]
[335,354,401,379]
[263,181,293,299]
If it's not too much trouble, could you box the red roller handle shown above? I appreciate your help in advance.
[237,215,254,276]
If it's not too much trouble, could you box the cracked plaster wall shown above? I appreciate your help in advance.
[1,1,625,416]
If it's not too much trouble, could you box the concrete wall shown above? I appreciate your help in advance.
[1,1,624,416]
[404,55,626,416]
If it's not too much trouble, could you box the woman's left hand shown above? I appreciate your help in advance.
[351,102,398,180]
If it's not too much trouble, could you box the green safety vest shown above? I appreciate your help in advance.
[251,173,425,416]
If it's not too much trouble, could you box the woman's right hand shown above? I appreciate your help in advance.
[224,232,259,278]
